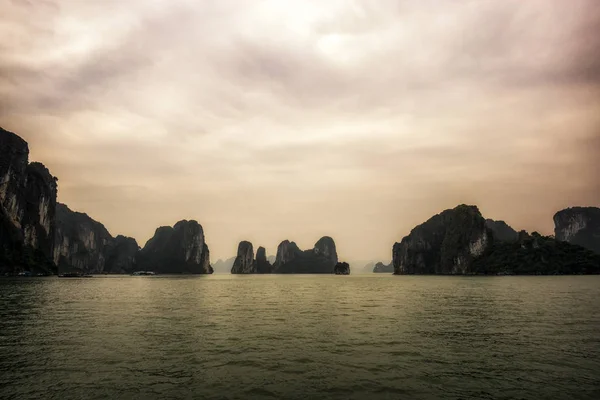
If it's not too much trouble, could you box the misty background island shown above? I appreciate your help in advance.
[2,127,599,276]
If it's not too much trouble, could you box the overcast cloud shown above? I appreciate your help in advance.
[1,0,599,261]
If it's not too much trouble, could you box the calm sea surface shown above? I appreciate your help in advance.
[1,275,599,400]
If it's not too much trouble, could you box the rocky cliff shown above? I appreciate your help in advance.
[0,127,58,274]
[255,246,273,274]
[554,207,600,254]
[334,262,350,275]
[485,219,518,242]
[314,236,338,266]
[231,241,255,274]
[104,235,140,273]
[373,262,394,273]
[393,205,491,274]
[53,203,139,274]
[136,220,212,274]
[273,237,339,273]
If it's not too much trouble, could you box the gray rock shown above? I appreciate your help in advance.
[313,236,338,266]
[136,220,212,274]
[53,203,113,274]
[105,235,140,273]
[334,262,350,275]
[53,203,139,274]
[554,207,600,254]
[273,237,339,273]
[393,204,492,275]
[255,246,273,274]
[231,241,255,274]
[0,127,57,274]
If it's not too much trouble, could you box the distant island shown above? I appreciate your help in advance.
[392,205,600,275]
[1,127,599,276]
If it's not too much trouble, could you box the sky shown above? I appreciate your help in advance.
[1,0,599,262]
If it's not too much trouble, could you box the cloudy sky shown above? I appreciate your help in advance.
[1,0,599,262]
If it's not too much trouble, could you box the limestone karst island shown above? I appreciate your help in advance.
[1,127,599,276]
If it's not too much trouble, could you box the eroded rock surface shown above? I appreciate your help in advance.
[255,246,273,274]
[0,127,57,273]
[231,241,255,274]
[554,207,600,254]
[273,237,339,273]
[334,262,350,275]
[53,204,139,274]
[393,205,491,275]
[137,220,212,274]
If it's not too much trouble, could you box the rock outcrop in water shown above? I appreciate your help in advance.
[136,220,212,274]
[393,204,600,275]
[272,237,338,273]
[334,262,350,275]
[485,219,518,242]
[554,207,600,254]
[373,262,394,273]
[229,243,273,274]
[53,203,139,274]
[0,127,58,274]
[104,235,140,273]
[393,205,491,275]
[255,246,273,274]
[231,241,255,274]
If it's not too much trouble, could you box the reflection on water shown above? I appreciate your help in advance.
[1,275,599,399]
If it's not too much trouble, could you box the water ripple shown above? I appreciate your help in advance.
[1,275,599,399]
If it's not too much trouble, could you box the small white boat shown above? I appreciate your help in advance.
[131,271,156,276]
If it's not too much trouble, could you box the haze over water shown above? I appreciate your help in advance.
[1,275,599,400]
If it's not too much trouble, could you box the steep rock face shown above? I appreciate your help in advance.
[273,237,339,273]
[273,240,302,267]
[255,246,273,274]
[231,241,255,274]
[53,203,113,273]
[485,219,518,242]
[313,236,338,266]
[334,262,350,275]
[393,205,492,275]
[0,128,57,273]
[137,220,212,274]
[373,262,394,273]
[554,207,600,254]
[53,203,139,274]
[104,235,140,273]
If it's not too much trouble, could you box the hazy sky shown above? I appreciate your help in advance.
[1,0,599,262]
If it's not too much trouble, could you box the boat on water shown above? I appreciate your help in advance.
[58,272,93,278]
[131,271,156,276]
